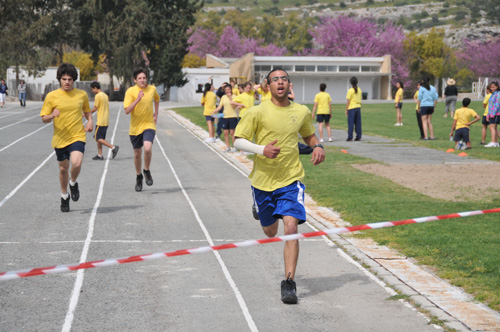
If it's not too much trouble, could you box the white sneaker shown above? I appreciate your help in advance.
[224,147,231,152]
[319,138,324,143]
[394,123,399,126]
[204,137,215,143]
[231,147,238,152]
[484,142,499,147]
[328,137,333,142]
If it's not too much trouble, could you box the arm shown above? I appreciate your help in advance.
[288,87,295,99]
[124,90,144,115]
[41,109,60,123]
[345,100,350,116]
[329,101,332,116]
[84,111,93,132]
[233,137,280,159]
[154,100,159,123]
[213,102,223,115]
[311,102,318,118]
[450,119,457,137]
[303,134,325,166]
[468,114,481,126]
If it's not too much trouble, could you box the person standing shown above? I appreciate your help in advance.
[0,79,8,108]
[40,63,93,212]
[394,81,404,126]
[481,85,492,145]
[18,80,26,107]
[414,81,425,139]
[90,82,119,160]
[200,83,217,143]
[124,67,160,191]
[234,68,325,304]
[443,78,458,118]
[345,77,362,141]
[230,80,240,96]
[254,80,271,103]
[213,85,238,152]
[485,81,500,147]
[231,82,255,119]
[311,83,333,143]
[417,77,439,140]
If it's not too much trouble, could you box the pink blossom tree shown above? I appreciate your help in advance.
[458,39,500,78]
[187,27,218,58]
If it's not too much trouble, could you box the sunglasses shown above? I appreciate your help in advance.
[269,76,289,83]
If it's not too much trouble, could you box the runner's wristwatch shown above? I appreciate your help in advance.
[314,144,324,149]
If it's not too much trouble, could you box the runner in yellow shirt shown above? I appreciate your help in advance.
[394,81,404,126]
[234,68,325,305]
[124,68,160,192]
[40,63,93,212]
[90,82,119,160]
[254,80,271,103]
[311,83,333,142]
[231,82,254,117]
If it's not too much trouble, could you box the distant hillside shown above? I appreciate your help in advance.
[201,0,500,47]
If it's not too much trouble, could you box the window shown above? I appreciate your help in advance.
[339,66,349,72]
[295,65,305,72]
[305,65,315,72]
[318,65,338,72]
[260,65,271,72]
[349,66,359,72]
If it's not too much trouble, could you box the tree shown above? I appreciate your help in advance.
[63,51,95,81]
[458,39,500,78]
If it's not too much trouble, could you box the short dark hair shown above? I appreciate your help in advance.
[320,83,327,91]
[266,68,290,84]
[462,97,471,107]
[90,81,101,89]
[397,80,404,89]
[133,67,148,79]
[57,63,78,82]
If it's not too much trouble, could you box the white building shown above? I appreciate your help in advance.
[171,53,393,103]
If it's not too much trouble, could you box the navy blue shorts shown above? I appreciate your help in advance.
[130,129,155,149]
[55,141,85,162]
[316,114,331,123]
[252,181,306,227]
[222,117,238,130]
[488,115,499,125]
[454,128,470,143]
[482,116,490,126]
[420,106,434,116]
[94,125,108,141]
[205,116,214,122]
[396,102,403,109]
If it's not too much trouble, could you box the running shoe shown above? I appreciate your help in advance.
[346,138,353,142]
[61,195,70,213]
[224,147,231,152]
[281,276,298,304]
[485,142,499,147]
[231,147,238,153]
[135,173,143,192]
[69,182,79,201]
[112,146,119,159]
[252,205,259,220]
[144,169,153,186]
[319,138,324,143]
[328,137,333,142]
[92,154,104,160]
[204,137,215,143]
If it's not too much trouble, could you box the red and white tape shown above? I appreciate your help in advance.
[1,208,499,281]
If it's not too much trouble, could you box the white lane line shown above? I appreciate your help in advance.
[0,123,51,153]
[61,107,121,332]
[0,114,39,131]
[0,106,39,119]
[0,152,55,209]
[155,135,258,332]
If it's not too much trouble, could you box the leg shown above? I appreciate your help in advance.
[325,122,332,140]
[416,111,424,138]
[318,122,324,140]
[347,110,354,140]
[481,124,487,144]
[450,97,456,118]
[444,98,449,117]
[134,147,142,175]
[282,216,299,280]
[355,109,362,139]
[143,140,153,171]
[224,129,230,149]
[69,151,84,183]
[97,138,114,150]
[397,107,402,124]
[421,114,429,138]
[230,129,236,147]
[262,220,279,238]
[97,142,103,156]
[427,114,434,139]
[207,120,214,138]
[58,159,70,194]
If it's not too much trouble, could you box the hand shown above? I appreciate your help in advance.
[311,146,325,165]
[52,108,60,118]
[84,120,93,132]
[263,139,281,159]
[137,90,144,101]
[154,112,158,123]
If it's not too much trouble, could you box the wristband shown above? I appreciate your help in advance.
[314,144,324,149]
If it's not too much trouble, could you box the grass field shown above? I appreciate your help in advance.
[171,101,500,312]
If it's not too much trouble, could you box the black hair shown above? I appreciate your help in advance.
[422,76,431,90]
[462,97,471,107]
[133,67,148,79]
[350,77,358,94]
[491,81,499,89]
[57,63,78,82]
[320,83,327,92]
[90,81,101,89]
[244,81,252,88]
[203,83,211,97]
[266,68,290,84]
[397,80,404,89]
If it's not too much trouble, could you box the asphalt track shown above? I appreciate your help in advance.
[0,101,441,331]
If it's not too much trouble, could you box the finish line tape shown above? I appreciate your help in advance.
[1,208,499,281]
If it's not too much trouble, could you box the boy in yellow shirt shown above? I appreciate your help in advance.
[311,83,333,142]
[234,68,325,305]
[449,98,480,150]
[40,63,93,212]
[231,82,255,117]
[124,68,160,192]
[90,82,119,160]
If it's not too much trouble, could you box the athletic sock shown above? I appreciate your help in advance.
[61,193,69,199]
[69,180,76,186]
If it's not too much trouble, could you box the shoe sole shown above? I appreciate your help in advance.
[112,146,119,159]
[281,295,298,304]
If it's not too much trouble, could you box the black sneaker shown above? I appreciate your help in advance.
[92,154,104,160]
[135,174,143,192]
[354,137,361,141]
[252,205,260,220]
[69,182,79,201]
[112,145,119,159]
[61,195,70,212]
[143,169,153,186]
[281,276,298,304]
[346,138,353,142]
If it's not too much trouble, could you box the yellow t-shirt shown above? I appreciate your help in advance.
[235,100,315,191]
[454,107,478,130]
[232,87,240,96]
[40,88,91,149]
[124,85,160,136]
[200,91,217,116]
[258,87,271,102]
[346,87,362,110]
[395,88,403,102]
[414,91,419,110]
[314,92,331,114]
[232,92,255,117]
[220,95,237,118]
[483,93,492,116]
[94,91,109,126]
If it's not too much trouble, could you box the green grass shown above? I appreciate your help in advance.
[171,102,500,312]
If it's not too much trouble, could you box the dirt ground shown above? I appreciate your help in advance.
[351,163,500,202]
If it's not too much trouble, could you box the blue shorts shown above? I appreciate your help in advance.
[488,115,500,125]
[396,102,403,109]
[94,125,108,141]
[130,129,155,149]
[316,114,331,123]
[420,106,434,116]
[222,117,238,130]
[482,116,490,126]
[55,141,85,162]
[251,181,306,227]
[454,128,470,143]
[205,116,214,122]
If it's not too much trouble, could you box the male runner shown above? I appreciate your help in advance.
[90,81,119,160]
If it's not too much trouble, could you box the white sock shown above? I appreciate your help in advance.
[61,193,69,199]
[69,180,76,186]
